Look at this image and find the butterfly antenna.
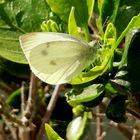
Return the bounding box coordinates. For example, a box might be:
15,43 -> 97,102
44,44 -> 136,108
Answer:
102,16 -> 110,30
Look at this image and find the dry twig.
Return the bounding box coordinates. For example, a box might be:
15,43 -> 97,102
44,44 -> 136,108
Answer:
36,84 -> 62,140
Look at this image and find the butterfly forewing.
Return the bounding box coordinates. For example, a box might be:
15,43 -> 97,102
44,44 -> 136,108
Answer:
19,32 -> 93,84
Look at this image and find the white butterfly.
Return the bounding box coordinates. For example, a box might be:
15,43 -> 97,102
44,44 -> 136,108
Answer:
19,32 -> 96,85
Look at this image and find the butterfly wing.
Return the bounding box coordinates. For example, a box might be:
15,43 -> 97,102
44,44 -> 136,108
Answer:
19,32 -> 92,84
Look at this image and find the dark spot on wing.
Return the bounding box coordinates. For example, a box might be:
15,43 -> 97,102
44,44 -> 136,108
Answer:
50,60 -> 56,65
41,50 -> 48,56
41,43 -> 50,56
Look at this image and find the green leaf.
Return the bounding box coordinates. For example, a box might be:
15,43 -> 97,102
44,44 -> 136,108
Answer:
0,0 -> 49,63
0,0 -> 5,4
6,88 -> 21,109
87,0 -> 95,23
41,19 -> 60,32
105,82 -> 118,96
106,95 -> 127,123
119,28 -> 140,68
97,0 -> 140,37
0,58 -> 30,78
66,111 -> 91,140
47,0 -> 94,25
0,30 -> 27,63
111,69 -> 130,88
127,29 -> 140,92
68,7 -> 84,39
46,0 -> 71,23
97,0 -> 119,35
119,28 -> 140,92
104,22 -> 116,45
46,0 -> 94,41
45,123 -> 63,140
115,1 -> 140,37
70,23 -> 116,85
116,14 -> 140,48
72,105 -> 85,116
66,84 -> 104,107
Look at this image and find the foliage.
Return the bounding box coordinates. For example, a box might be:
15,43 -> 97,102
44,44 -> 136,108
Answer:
0,0 -> 140,140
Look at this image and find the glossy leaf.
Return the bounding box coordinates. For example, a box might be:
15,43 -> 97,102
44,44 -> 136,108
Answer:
47,0 -> 94,25
97,0 -> 140,37
119,29 -> 140,92
0,28 -> 27,63
46,0 -> 94,41
127,29 -> 140,92
110,69 -> 130,90
66,84 -> 104,107
116,14 -> 140,47
105,82 -> 117,96
0,0 -> 49,63
106,95 -> 127,123
66,111 -> 92,140
45,123 -> 63,140
68,7 -> 84,39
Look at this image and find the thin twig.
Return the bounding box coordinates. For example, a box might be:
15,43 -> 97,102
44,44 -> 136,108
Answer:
23,73 -> 38,120
36,84 -> 62,140
96,101 -> 132,140
96,106 -> 102,140
21,82 -> 26,116
99,125 -> 112,139
110,121 -> 132,140
132,120 -> 140,140
2,115 -> 18,140
0,95 -> 22,126
0,84 -> 12,96
19,73 -> 38,140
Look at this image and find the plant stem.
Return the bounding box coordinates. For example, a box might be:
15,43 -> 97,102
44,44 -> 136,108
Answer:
23,73 -> 38,120
36,84 -> 62,140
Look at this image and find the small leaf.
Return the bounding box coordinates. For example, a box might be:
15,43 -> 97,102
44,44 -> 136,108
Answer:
6,88 -> 21,108
86,0 -> 95,23
68,7 -> 84,39
105,82 -> 117,96
6,88 -> 27,109
45,123 -> 63,140
66,84 -> 104,107
116,14 -> 140,47
104,22 -> 116,45
119,28 -> 140,92
41,20 -> 60,32
66,111 -> 92,140
106,95 -> 127,123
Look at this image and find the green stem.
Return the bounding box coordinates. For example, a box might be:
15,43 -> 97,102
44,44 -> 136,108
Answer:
12,24 -> 26,34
